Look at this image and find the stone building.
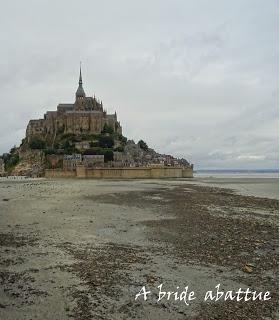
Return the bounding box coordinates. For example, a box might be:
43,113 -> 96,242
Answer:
111,152 -> 133,167
75,141 -> 90,151
26,67 -> 122,143
83,155 -> 104,168
63,154 -> 82,171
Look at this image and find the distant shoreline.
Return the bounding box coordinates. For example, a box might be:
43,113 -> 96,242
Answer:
197,169 -> 279,173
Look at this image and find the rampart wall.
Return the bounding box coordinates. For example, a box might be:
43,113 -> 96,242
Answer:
45,166 -> 193,179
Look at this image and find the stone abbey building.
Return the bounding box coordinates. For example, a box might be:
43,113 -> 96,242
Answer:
18,67 -> 193,178
26,67 -> 122,143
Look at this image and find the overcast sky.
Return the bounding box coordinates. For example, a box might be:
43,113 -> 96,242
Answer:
0,0 -> 278,169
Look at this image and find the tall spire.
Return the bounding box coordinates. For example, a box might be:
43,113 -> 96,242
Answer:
79,62 -> 82,85
76,62 -> 86,98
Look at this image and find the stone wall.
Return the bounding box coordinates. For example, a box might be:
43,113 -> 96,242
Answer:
46,155 -> 64,168
45,165 -> 193,179
182,167 -> 194,178
45,169 -> 76,178
27,100 -> 122,141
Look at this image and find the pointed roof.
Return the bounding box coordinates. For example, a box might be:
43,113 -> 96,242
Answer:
76,63 -> 86,98
79,64 -> 82,85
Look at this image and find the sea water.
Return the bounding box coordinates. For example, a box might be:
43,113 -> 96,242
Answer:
193,170 -> 279,200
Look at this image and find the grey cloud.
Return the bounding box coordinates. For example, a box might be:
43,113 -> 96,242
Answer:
0,0 -> 278,169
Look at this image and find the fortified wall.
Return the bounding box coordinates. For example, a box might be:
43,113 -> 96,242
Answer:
45,165 -> 193,179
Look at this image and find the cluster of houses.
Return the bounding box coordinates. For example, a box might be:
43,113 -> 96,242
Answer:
52,146 -> 190,171
46,142 -> 191,171
0,139 -> 191,176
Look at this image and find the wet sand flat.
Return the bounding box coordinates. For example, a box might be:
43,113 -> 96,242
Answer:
192,175 -> 279,200
0,178 -> 278,319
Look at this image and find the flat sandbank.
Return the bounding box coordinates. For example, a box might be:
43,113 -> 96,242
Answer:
0,178 -> 278,319
192,174 -> 279,200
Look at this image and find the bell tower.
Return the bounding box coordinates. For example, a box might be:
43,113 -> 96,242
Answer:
75,63 -> 86,110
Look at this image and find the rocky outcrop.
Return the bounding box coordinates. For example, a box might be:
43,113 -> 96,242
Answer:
123,140 -> 190,167
11,149 -> 45,177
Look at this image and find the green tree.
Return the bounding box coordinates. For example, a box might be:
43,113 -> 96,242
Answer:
44,148 -> 57,155
29,137 -> 46,150
118,135 -> 127,143
103,150 -> 114,162
99,136 -> 114,148
89,141 -> 100,148
114,146 -> 124,152
138,140 -> 148,151
20,138 -> 26,147
83,148 -> 103,155
61,140 -> 78,154
101,123 -> 114,134
4,153 -> 20,172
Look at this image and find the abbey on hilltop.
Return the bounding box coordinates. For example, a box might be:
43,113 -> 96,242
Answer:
1,66 -> 193,178
26,66 -> 122,143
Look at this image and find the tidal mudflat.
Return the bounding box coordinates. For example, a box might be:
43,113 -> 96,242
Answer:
0,178 -> 278,319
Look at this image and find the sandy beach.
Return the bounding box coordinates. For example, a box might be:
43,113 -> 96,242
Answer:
0,177 -> 278,319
